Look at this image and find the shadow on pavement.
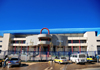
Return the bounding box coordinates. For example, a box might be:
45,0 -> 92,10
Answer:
11,64 -> 28,68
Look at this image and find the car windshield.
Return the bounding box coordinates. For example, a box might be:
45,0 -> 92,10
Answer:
61,57 -> 66,59
11,58 -> 18,60
79,54 -> 86,58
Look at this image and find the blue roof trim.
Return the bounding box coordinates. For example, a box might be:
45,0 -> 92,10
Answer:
0,28 -> 100,36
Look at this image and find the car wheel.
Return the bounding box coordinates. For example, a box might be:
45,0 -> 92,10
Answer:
0,63 -> 2,67
71,60 -> 73,63
59,61 -> 61,64
8,65 -> 11,68
54,61 -> 56,63
19,63 -> 21,66
75,61 -> 78,64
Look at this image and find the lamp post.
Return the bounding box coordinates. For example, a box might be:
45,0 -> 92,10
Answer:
40,42 -> 43,60
50,42 -> 53,60
9,38 -> 11,55
30,39 -> 34,52
50,42 -> 53,52
59,42 -> 62,52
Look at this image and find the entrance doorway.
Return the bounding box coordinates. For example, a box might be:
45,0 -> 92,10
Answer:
44,47 -> 48,52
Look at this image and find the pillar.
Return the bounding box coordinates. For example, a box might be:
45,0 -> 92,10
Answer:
21,41 -> 23,53
27,46 -> 29,52
71,40 -> 73,53
79,40 -> 81,52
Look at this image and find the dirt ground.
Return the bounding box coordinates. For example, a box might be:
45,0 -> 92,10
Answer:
0,61 -> 100,70
65,62 -> 100,70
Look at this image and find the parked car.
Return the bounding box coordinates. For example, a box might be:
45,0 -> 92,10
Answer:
54,56 -> 68,64
0,59 -> 3,66
70,53 -> 87,64
87,56 -> 97,62
8,58 -> 21,68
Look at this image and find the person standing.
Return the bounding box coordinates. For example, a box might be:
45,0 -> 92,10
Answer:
3,55 -> 8,68
96,55 -> 99,63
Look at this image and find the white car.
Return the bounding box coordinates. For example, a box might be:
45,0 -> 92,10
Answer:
70,53 -> 87,64
8,58 -> 21,68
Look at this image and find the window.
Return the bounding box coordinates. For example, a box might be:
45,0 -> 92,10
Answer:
97,40 -> 100,42
12,40 -> 26,43
73,55 -> 77,58
11,58 -> 18,60
79,54 -> 85,58
61,57 -> 66,59
68,40 -> 86,43
75,55 -> 77,58
73,40 -> 79,43
68,40 -> 71,43
0,45 -> 2,47
0,50 -> 1,53
80,40 -> 86,43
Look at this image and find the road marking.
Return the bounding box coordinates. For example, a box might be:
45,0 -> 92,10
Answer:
49,67 -> 53,70
44,67 -> 50,70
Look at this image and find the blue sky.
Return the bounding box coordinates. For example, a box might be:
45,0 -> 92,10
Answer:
0,0 -> 100,30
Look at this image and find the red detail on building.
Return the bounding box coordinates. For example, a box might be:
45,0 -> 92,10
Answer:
40,28 -> 50,34
71,40 -> 73,53
27,46 -> 29,52
79,40 -> 81,52
14,41 -> 16,54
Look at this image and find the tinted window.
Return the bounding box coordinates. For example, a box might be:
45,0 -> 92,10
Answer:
61,57 -> 66,59
0,41 -> 2,42
79,55 -> 85,58
75,55 -> 77,57
11,58 -> 18,60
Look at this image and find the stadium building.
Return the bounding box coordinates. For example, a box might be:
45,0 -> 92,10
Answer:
0,27 -> 100,54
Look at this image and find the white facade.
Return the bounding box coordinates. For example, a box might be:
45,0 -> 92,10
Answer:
0,31 -> 100,54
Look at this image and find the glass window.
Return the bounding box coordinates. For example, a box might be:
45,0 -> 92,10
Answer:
80,40 -> 86,43
11,58 -> 18,60
97,40 -> 100,42
0,41 -> 2,42
0,50 -> 1,53
97,46 -> 100,47
68,40 -> 71,43
0,45 -> 2,47
61,57 -> 66,59
75,55 -> 77,57
79,54 -> 85,58
73,40 -> 79,43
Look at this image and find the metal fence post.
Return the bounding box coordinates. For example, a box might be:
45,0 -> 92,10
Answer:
46,52 -> 47,60
68,52 -> 70,60
58,52 -> 59,57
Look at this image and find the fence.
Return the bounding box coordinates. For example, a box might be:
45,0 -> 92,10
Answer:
0,51 -> 100,61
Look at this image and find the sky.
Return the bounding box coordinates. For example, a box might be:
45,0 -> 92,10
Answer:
0,0 -> 100,30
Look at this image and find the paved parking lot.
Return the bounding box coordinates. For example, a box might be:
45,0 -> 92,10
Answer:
0,61 -> 100,70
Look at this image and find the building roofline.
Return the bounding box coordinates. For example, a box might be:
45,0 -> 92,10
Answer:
0,27 -> 100,36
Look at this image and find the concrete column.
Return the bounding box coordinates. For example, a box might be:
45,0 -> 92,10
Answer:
84,32 -> 97,51
2,33 -> 11,51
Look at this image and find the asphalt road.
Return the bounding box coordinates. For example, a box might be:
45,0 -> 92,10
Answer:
0,62 -> 65,70
0,62 -> 100,70
79,68 -> 100,70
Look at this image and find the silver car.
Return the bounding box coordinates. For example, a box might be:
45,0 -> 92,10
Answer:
54,57 -> 68,64
8,58 -> 21,68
